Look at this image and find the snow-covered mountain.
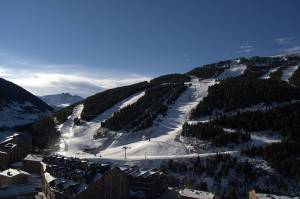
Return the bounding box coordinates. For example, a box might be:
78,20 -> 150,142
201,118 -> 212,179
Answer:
0,78 -> 53,129
44,54 -> 300,157
19,54 -> 300,197
40,93 -> 83,109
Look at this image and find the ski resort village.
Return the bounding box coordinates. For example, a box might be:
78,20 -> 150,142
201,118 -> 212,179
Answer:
1,1 -> 300,198
0,54 -> 300,198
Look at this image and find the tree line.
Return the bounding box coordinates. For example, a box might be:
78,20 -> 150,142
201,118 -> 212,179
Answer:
102,83 -> 188,132
241,141 -> 300,181
191,77 -> 300,118
212,102 -> 300,141
181,122 -> 250,147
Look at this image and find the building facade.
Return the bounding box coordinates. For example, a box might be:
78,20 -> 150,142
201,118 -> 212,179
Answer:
0,133 -> 32,170
41,155 -> 129,199
0,168 -> 30,187
23,154 -> 43,174
120,166 -> 168,199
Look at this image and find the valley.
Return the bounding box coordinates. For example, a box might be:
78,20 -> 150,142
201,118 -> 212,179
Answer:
1,54 -> 300,198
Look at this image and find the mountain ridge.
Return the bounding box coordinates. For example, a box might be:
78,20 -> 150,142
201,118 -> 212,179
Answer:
40,93 -> 83,109
0,78 -> 53,129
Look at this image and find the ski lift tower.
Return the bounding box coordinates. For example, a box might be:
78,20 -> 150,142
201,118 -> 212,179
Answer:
122,146 -> 130,160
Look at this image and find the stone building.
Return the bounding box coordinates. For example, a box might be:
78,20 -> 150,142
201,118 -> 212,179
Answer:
0,132 -> 32,170
179,188 -> 216,199
40,155 -> 168,199
248,190 -> 298,199
0,168 -> 30,187
120,166 -> 167,199
41,155 -> 129,199
23,154 -> 43,174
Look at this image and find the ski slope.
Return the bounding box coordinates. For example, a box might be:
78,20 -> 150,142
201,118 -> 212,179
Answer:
95,78 -> 216,159
281,65 -> 299,81
58,78 -> 216,159
57,91 -> 145,155
92,91 -> 145,122
216,64 -> 247,80
57,66 -> 250,161
260,67 -> 280,79
58,104 -> 84,151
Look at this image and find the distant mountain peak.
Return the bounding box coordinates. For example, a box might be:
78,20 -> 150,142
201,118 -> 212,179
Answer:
40,93 -> 83,109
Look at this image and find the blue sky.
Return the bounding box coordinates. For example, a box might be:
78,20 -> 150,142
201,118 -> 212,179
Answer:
0,0 -> 300,96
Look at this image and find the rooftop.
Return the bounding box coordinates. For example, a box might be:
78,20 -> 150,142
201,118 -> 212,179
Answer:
0,168 -> 30,178
256,193 -> 299,199
0,133 -> 19,145
24,154 -> 43,162
119,165 -> 159,178
179,188 -> 215,199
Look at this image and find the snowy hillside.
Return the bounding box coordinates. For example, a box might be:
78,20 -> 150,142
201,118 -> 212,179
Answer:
34,54 -> 300,198
0,101 -> 50,128
57,61 -> 252,160
57,77 -> 206,158
0,78 -> 53,128
40,93 -> 83,109
54,55 -> 300,160
216,63 -> 246,80
57,91 -> 145,153
52,55 -> 300,161
281,65 -> 299,82
259,67 -> 280,79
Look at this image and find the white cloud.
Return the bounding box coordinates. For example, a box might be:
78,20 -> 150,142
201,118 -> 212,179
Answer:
0,54 -> 151,97
238,43 -> 254,53
275,36 -> 300,54
280,46 -> 300,54
275,36 -> 298,45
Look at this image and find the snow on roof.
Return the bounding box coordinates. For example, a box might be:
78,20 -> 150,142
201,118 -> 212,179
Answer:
0,133 -> 19,144
179,188 -> 215,199
24,154 -> 43,162
256,193 -> 299,199
49,177 -> 88,196
127,167 -> 158,178
0,132 -> 31,145
0,169 -> 30,178
44,172 -> 56,183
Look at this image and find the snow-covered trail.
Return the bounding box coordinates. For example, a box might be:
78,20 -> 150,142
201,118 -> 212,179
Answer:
58,91 -> 145,155
97,78 -> 216,159
216,64 -> 247,80
281,65 -> 299,82
58,65 -> 249,160
92,91 -> 145,123
251,134 -> 281,145
58,104 -> 84,151
259,67 -> 280,79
